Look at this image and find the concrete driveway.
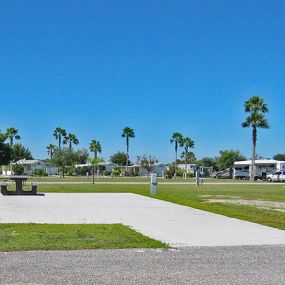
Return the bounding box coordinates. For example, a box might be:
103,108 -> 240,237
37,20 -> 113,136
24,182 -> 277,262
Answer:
1,193 -> 285,247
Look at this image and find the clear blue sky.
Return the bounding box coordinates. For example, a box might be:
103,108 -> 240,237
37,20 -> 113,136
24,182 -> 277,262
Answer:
0,0 -> 284,162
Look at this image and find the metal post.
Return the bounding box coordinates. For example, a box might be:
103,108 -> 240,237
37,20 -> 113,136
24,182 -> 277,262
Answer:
196,169 -> 200,187
150,173 -> 157,194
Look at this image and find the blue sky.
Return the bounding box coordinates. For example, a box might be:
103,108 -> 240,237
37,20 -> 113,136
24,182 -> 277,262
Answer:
0,0 -> 284,162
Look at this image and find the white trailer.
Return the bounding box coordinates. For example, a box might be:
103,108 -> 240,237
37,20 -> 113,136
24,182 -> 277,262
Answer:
233,160 -> 285,180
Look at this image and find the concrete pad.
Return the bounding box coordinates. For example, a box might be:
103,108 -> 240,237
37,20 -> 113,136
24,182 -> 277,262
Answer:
1,193 -> 285,247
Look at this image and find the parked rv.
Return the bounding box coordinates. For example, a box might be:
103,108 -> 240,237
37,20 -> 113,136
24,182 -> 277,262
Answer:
233,160 -> 285,180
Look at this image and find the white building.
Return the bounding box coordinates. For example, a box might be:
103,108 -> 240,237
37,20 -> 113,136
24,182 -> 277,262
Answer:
75,162 -> 118,174
122,163 -> 167,177
177,164 -> 197,173
2,159 -> 58,175
233,160 -> 285,179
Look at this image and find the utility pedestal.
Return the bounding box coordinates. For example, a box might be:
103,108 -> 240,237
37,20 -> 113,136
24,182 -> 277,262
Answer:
150,173 -> 157,194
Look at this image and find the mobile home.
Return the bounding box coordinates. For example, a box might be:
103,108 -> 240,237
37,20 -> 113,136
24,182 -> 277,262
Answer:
233,160 -> 285,180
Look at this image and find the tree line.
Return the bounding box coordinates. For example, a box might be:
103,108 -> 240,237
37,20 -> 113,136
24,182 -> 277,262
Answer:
0,95 -> 282,180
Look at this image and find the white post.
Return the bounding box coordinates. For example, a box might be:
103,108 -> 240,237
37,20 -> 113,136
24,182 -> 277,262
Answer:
150,173 -> 157,194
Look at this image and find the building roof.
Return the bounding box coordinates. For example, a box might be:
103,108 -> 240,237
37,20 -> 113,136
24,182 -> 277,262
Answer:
15,159 -> 44,165
234,160 -> 285,166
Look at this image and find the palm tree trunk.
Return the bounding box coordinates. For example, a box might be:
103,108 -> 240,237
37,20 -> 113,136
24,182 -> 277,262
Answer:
59,136 -> 61,149
251,127 -> 257,181
126,136 -> 129,170
185,148 -> 188,172
69,141 -> 72,150
174,142 -> 177,179
92,166 -> 95,184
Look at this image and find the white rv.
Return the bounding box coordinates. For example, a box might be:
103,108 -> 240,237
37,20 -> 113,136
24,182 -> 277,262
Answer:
233,160 -> 285,180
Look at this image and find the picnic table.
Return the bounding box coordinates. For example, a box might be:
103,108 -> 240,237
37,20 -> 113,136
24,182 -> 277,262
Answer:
1,176 -> 37,196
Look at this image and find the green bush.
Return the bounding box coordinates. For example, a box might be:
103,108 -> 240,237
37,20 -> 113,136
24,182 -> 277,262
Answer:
103,170 -> 111,176
75,167 -> 89,176
64,166 -> 76,176
112,169 -> 121,176
34,168 -> 48,176
12,164 -> 25,175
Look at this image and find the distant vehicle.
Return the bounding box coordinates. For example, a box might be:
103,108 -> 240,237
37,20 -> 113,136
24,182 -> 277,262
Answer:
267,171 -> 285,182
215,170 -> 231,179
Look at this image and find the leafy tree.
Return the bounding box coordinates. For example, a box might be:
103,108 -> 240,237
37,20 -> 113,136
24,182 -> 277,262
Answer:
121,127 -> 135,169
242,96 -> 269,180
12,164 -> 24,175
64,133 -> 79,150
53,127 -> 67,149
6,127 -> 20,146
216,150 -> 246,176
180,137 -> 195,170
137,155 -> 158,175
11,144 -> 33,162
177,152 -> 196,165
51,147 -> 77,178
170,132 -> 183,178
47,144 -> 56,159
75,148 -> 89,164
110,151 -> 132,166
196,157 -> 218,170
273,154 -> 285,161
89,140 -> 102,158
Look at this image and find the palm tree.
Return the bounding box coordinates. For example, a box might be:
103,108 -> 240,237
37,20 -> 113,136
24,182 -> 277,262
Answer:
170,132 -> 183,178
89,139 -> 102,158
121,127 -> 135,169
53,127 -> 67,149
180,137 -> 195,170
242,96 -> 269,181
64,133 -> 79,150
47,144 -> 56,159
6,127 -> 21,146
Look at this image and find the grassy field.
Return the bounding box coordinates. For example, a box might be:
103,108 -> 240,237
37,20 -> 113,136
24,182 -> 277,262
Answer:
0,224 -> 167,252
38,183 -> 285,230
1,176 -> 253,183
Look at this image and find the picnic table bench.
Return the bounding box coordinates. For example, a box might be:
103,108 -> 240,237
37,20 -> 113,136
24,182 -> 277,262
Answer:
1,176 -> 37,196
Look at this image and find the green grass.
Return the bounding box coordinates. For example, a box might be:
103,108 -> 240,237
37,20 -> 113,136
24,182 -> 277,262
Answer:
0,176 -> 252,183
0,224 -> 168,252
39,183 -> 285,230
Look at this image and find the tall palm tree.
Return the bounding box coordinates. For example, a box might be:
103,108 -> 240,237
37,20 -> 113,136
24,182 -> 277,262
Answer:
47,144 -> 56,159
121,127 -> 135,169
242,96 -> 269,181
170,132 -> 183,178
53,127 -> 67,149
6,127 -> 21,146
64,133 -> 79,150
180,137 -> 195,170
89,139 -> 102,158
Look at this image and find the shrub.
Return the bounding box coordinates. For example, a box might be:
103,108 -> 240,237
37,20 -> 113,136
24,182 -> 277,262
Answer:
64,166 -> 76,176
75,167 -> 89,176
112,169 -> 121,176
103,170 -> 111,176
34,168 -> 48,176
12,164 -> 24,175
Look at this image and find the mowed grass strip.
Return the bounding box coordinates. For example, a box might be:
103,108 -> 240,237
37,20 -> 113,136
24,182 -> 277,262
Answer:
39,183 -> 285,230
0,224 -> 168,252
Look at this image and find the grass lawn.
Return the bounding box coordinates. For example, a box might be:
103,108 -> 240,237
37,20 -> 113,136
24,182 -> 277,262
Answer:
0,224 -> 168,252
1,176 -> 252,183
39,183 -> 285,230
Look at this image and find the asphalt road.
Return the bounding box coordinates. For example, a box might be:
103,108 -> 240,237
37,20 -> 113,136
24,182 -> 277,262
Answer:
1,245 -> 285,284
